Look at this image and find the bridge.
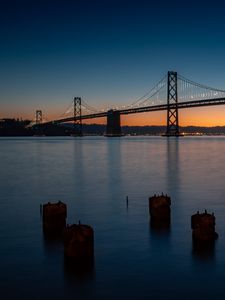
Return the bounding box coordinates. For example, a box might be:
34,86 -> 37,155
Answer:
36,71 -> 225,136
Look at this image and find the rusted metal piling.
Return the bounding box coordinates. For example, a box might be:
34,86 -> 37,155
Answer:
191,210 -> 218,242
64,223 -> 94,260
42,201 -> 67,234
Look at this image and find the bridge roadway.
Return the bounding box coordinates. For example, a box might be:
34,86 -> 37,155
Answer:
49,97 -> 225,124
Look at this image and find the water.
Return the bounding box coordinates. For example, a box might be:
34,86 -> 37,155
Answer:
1,136 -> 225,299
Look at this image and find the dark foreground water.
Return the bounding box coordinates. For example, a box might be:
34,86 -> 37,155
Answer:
1,136 -> 225,300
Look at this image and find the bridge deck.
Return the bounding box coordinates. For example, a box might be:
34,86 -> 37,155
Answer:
48,97 -> 225,124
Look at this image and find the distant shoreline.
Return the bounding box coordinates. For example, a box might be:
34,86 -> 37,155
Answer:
2,118 -> 225,136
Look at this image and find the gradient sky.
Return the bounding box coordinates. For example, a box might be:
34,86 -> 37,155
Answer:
1,0 -> 225,125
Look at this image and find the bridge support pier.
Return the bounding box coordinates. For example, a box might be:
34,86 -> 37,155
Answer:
164,71 -> 181,136
106,110 -> 122,137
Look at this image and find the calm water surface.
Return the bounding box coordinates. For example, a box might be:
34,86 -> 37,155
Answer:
1,136 -> 225,299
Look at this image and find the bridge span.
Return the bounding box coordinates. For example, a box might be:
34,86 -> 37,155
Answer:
38,71 -> 225,136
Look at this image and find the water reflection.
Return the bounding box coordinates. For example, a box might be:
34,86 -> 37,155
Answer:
149,219 -> 171,249
42,233 -> 63,256
72,139 -> 85,189
106,139 -> 122,190
166,138 -> 180,194
150,218 -> 171,236
64,256 -> 95,283
106,139 -> 124,214
192,240 -> 216,262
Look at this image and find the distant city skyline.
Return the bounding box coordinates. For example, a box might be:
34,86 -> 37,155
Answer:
1,0 -> 225,126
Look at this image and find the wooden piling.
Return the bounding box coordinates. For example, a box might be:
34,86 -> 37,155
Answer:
149,194 -> 171,220
191,210 -> 218,242
42,201 -> 67,234
64,223 -> 94,260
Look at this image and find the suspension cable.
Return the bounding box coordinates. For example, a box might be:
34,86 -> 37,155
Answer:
127,74 -> 167,108
178,75 -> 225,93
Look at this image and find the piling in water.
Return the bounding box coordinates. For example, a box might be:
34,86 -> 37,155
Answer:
64,223 -> 94,260
191,210 -> 218,242
126,196 -> 129,207
149,193 -> 171,221
42,201 -> 67,234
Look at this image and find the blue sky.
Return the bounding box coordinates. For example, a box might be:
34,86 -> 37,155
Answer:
1,0 -> 225,124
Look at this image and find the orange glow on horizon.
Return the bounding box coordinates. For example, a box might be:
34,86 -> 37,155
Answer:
2,106 -> 225,127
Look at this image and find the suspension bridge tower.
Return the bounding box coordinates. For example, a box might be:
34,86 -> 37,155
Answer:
34,110 -> 44,136
165,71 -> 181,136
36,110 -> 42,125
73,97 -> 82,136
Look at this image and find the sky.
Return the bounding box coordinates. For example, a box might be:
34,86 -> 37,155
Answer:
1,0 -> 225,126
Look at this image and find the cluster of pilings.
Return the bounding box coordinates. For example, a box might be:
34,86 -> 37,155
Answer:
42,201 -> 94,262
41,197 -> 218,266
149,194 -> 218,245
